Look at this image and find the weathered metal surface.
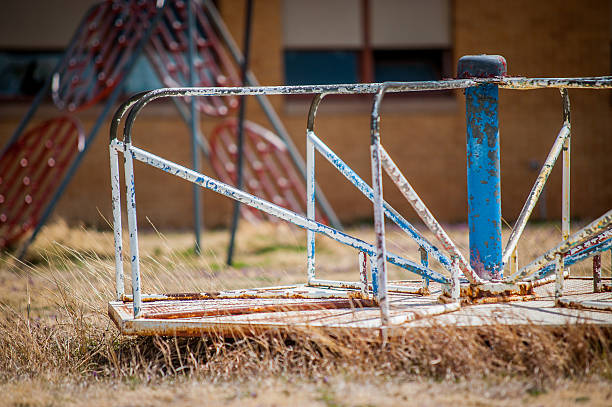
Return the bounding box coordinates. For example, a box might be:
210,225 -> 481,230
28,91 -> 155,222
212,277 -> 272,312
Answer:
561,88 -> 572,280
507,210 -> 612,282
309,279 -> 428,295
305,94 -> 449,275
440,280 -> 534,304
464,81 -> 503,279
109,145 -> 124,300
558,299 -> 612,312
136,298 -> 377,319
555,256 -> 565,300
419,247 -> 430,293
593,255 -> 602,293
499,76 -> 612,90
306,96 -> 320,284
109,279 -> 611,337
370,87 -> 390,326
112,140 -> 447,284
187,0 -> 203,256
359,251 -> 368,297
108,285 -> 462,336
123,142 -> 142,318
108,60 -> 612,333
528,233 -> 612,281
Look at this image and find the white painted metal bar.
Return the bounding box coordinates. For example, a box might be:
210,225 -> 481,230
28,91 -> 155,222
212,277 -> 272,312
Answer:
123,143 -> 142,318
371,88 -> 390,327
561,89 -> 571,278
525,229 -> 612,281
450,256 -> 461,302
500,76 -> 612,90
112,140 -> 449,284
419,247 -> 429,292
307,131 -> 452,272
555,255 -> 564,300
502,123 -> 570,266
506,209 -> 612,282
309,278 -> 424,294
306,130 -> 316,283
109,145 -> 124,300
593,255 -> 602,293
359,251 -> 368,297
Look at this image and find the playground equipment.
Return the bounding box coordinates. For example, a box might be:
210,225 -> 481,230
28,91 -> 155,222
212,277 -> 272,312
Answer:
0,0 -> 339,257
1,0 -> 163,255
108,56 -> 612,337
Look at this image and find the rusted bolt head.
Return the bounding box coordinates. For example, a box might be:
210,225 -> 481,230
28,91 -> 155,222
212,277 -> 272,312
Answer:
457,55 -> 507,79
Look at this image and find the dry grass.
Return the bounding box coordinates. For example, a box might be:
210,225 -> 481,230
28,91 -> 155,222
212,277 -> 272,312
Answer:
0,219 -> 611,406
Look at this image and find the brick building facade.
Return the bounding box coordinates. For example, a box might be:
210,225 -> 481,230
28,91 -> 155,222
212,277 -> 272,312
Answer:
0,0 -> 610,230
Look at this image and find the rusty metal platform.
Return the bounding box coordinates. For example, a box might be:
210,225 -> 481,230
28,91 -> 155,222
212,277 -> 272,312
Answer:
109,279 -> 612,336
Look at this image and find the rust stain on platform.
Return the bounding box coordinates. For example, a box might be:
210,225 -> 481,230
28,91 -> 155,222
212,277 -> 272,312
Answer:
109,279 -> 612,337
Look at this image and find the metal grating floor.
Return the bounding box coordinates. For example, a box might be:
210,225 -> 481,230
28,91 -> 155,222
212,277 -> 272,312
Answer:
109,279 -> 612,336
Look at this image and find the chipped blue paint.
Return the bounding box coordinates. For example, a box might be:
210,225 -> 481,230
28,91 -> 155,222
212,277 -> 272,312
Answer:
465,83 -> 503,280
370,255 -> 379,297
420,247 -> 430,289
123,141 -> 142,318
121,142 -> 449,284
306,136 -> 316,283
307,131 -> 453,273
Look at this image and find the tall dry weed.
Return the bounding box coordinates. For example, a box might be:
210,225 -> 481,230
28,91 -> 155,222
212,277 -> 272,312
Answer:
0,221 -> 610,388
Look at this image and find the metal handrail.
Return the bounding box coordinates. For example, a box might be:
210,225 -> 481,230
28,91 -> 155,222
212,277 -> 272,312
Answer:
109,75 -> 612,320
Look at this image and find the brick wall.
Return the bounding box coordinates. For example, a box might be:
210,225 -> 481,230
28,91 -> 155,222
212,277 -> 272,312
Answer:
0,0 -> 610,230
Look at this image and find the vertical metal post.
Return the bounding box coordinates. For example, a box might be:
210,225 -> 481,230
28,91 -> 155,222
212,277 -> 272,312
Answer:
187,0 -> 202,254
359,251 -> 368,297
593,254 -> 602,293
226,0 -> 254,265
369,255 -> 379,298
371,89 -> 389,326
450,255 -> 460,302
419,247 -> 429,292
306,133 -> 316,283
458,55 -> 507,280
555,255 -> 564,300
110,146 -> 124,300
124,144 -> 142,318
561,89 -> 571,277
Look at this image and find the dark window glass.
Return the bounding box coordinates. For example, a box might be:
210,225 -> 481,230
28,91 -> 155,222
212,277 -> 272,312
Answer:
0,51 -> 61,99
284,50 -> 359,85
0,51 -> 163,101
373,49 -> 445,82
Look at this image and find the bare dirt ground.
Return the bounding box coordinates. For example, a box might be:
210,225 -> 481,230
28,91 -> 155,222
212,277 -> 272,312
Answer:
1,220 -> 611,406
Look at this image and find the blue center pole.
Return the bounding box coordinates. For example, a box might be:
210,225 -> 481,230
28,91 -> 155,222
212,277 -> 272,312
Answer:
458,55 -> 507,280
